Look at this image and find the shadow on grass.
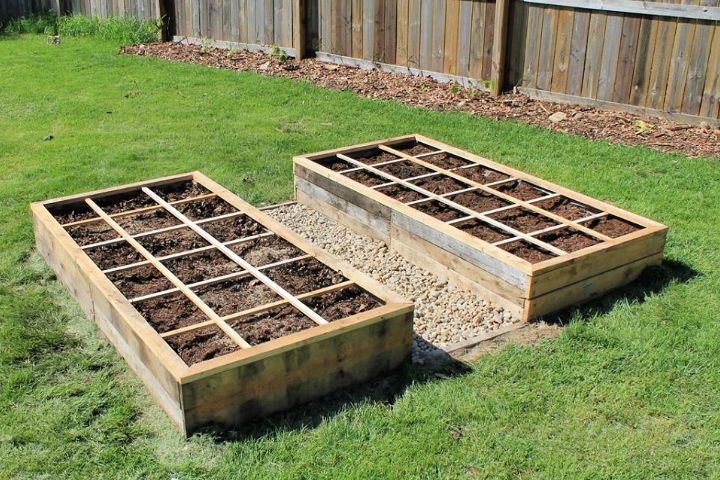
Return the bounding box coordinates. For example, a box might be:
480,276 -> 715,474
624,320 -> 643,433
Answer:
542,258 -> 700,326
194,351 -> 471,442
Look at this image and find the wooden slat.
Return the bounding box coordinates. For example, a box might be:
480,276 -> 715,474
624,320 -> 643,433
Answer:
699,26 -> 720,118
628,15 -> 659,106
396,0 -> 410,65
491,0 -> 511,94
522,0 -> 720,22
681,19 -> 714,115
522,3 -> 543,88
481,0 -> 495,80
470,0 -> 488,80
351,0 -> 364,59
664,17 -> 697,112
581,12 -> 607,98
407,0 -> 422,68
444,0 -> 461,75
645,16 -> 677,109
430,0 -> 446,72
362,0 -> 374,60
550,6 -> 574,93
457,0 -> 474,78
373,0 -> 386,62
596,13 -> 623,101
612,14 -> 642,103
566,8 -> 590,96
384,0 -> 397,65
536,5 -> 559,90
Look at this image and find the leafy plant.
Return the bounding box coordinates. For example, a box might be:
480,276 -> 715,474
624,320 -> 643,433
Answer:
1,11 -> 58,35
56,15 -> 160,44
267,45 -> 288,63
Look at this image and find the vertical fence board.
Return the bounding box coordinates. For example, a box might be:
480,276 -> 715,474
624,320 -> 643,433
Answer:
550,7 -> 574,93
320,0 -> 329,51
596,13 -> 622,101
699,26 -> 720,118
566,9 -> 590,96
457,0 -> 474,77
352,0 -> 363,58
384,0 -> 397,64
396,0 -> 409,65
681,20 -> 714,115
431,0 -> 446,72
407,0 -> 421,67
646,17 -> 676,109
419,0 -> 433,68
613,14 -> 641,103
481,0 -> 495,80
506,0 -> 527,86
664,18 -> 697,112
536,6 -> 558,90
469,0 -> 487,79
522,4 -> 542,88
373,0 -> 385,61
581,13 -> 607,98
628,16 -> 658,106
362,0 -> 373,59
444,0 -> 460,74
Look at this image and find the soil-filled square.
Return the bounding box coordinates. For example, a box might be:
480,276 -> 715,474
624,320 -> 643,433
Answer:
115,208 -> 181,235
343,169 -> 388,187
455,219 -> 515,243
85,241 -> 144,270
165,325 -> 240,366
107,264 -> 174,299
193,276 -> 281,317
174,197 -> 239,221
536,227 -> 600,252
534,196 -> 599,221
489,207 -> 559,234
264,258 -> 347,295
137,227 -> 209,257
201,214 -> 267,242
229,235 -> 304,267
411,200 -> 466,222
65,219 -> 118,246
345,148 -> 400,165
409,174 -> 469,195
451,165 -> 509,184
162,248 -> 243,284
581,215 -> 643,238
421,152 -> 473,170
154,180 -> 211,202
388,140 -> 438,156
446,190 -> 511,213
376,184 -> 427,203
134,291 -> 210,334
229,305 -> 316,346
492,180 -> 550,201
304,286 -> 384,321
498,240 -> 556,263
375,160 -> 433,179
94,190 -> 157,214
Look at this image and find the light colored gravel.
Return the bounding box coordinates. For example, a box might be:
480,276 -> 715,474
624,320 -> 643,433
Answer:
267,203 -> 521,364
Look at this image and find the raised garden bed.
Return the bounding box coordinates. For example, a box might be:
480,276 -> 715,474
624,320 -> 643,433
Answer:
294,135 -> 668,321
32,172 -> 413,436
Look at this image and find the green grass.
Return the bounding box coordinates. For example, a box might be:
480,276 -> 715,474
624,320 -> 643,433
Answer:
1,34 -> 719,479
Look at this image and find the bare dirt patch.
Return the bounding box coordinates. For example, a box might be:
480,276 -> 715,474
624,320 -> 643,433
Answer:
165,325 -> 240,365
265,257 -> 346,295
229,305 -> 316,345
447,190 -> 511,213
85,241 -> 144,270
455,218 -> 514,243
581,215 -> 643,238
162,248 -> 242,284
201,214 -> 267,242
411,200 -> 466,222
343,169 -> 388,187
65,220 -> 118,246
452,165 -> 510,184
376,160 -> 434,179
134,291 -> 209,333
229,235 -> 304,267
194,276 -> 281,316
376,184 -> 427,203
489,207 -> 558,233
154,180 -> 210,201
346,148 -> 400,165
115,208 -> 181,235
536,227 -> 600,252
304,285 -> 384,321
410,175 -> 469,195
534,196 -> 599,220
174,197 -> 238,221
107,264 -> 174,298
492,180 -> 549,201
137,227 -> 209,257
421,152 -> 474,169
498,240 -> 556,263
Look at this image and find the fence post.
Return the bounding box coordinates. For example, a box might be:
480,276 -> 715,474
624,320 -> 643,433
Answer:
491,0 -> 511,95
293,0 -> 305,59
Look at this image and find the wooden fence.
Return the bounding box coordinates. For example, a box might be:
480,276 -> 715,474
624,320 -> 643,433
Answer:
0,0 -> 52,22
63,0 -> 161,20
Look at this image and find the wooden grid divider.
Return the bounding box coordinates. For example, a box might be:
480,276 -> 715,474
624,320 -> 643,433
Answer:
335,153 -> 568,256
142,187 -> 330,327
84,198 -> 254,351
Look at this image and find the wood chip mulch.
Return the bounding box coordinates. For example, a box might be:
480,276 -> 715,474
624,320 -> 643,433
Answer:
120,42 -> 720,159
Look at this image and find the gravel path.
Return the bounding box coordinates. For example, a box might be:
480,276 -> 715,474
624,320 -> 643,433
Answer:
267,203 -> 521,364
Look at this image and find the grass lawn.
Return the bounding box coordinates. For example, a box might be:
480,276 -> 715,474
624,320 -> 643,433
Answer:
1,34 -> 719,479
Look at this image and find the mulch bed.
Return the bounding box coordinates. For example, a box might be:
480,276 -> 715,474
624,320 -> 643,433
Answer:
120,42 -> 720,159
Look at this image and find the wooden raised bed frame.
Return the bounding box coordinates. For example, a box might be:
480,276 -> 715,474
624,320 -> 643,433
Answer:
31,172 -> 413,436
294,134 -> 668,321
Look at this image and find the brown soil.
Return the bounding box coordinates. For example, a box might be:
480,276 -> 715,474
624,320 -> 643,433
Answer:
304,285 -> 384,321
581,215 -> 642,238
411,200 -> 466,222
165,325 -> 240,366
536,227 -> 600,252
137,227 -> 209,257
489,207 -> 558,233
447,190 -> 510,213
346,148 -> 399,165
194,276 -> 280,316
376,183 -> 427,203
534,196 -> 599,221
455,219 -> 514,243
65,220 -> 118,246
154,180 -> 210,202
162,248 -> 242,284
376,160 -> 434,179
107,264 -> 174,298
314,155 -> 355,171
498,240 -> 556,263
492,180 -> 549,201
389,141 -> 438,156
85,241 -> 144,270
201,214 -> 267,242
121,43 -> 719,159
94,190 -> 157,214
49,202 -> 98,224
134,291 -> 209,333
421,152 -> 473,169
229,305 -> 316,346
452,165 -> 510,184
265,257 -> 347,295
115,208 -> 181,235
410,174 -> 470,195
229,235 -> 304,267
174,197 -> 239,221
343,169 -> 388,187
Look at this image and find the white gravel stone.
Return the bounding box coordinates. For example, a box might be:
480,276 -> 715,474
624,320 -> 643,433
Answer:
267,204 -> 520,363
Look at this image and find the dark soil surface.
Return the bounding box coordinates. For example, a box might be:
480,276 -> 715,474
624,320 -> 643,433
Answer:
489,207 -> 559,233
376,183 -> 427,203
229,305 -> 316,346
455,219 -> 515,243
115,208 -> 181,235
265,257 -> 346,295
376,160 -> 434,179
162,248 -> 242,284
498,240 -> 556,263
122,43 -> 719,159
346,148 -> 399,165
201,214 -> 267,242
492,180 -> 550,201
65,220 -> 118,246
421,152 -> 473,170
343,169 -> 388,187
447,190 -> 511,213
134,291 -> 209,333
534,196 -> 599,220
107,264 -> 174,298
85,241 -> 144,270
314,156 -> 355,171
49,201 -> 97,224
165,325 -> 240,366
137,227 -> 209,257
194,276 -> 280,316
581,215 -> 642,238
154,180 -> 210,202
174,197 -> 239,221
304,285 -> 383,321
94,190 -> 157,214
389,141 -> 438,156
537,227 -> 600,252
229,235 -> 304,267
410,174 -> 470,195
452,165 -> 510,184
411,200 -> 466,222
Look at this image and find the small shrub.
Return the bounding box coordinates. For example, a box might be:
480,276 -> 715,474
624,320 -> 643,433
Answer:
1,11 -> 58,35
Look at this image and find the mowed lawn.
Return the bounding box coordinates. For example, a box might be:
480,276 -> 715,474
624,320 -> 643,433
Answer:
1,34 -> 719,479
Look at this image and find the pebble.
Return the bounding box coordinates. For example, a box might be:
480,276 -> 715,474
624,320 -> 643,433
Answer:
268,204 -> 520,363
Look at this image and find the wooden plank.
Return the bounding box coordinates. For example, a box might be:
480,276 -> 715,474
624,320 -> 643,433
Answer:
550,6 -> 574,93
596,12 -> 623,101
681,19 -> 714,116
362,0 -> 374,60
373,0 -> 386,62
444,0 -> 461,75
430,0 -> 446,72
351,0 -> 364,59
699,26 -> 720,118
384,0 -> 397,65
469,0 -> 487,80
456,0 -> 474,78
522,0 -> 720,22
396,0 -> 410,65
329,0 -> 338,53
481,0 -> 495,80
613,14 -> 642,104
580,12 -> 607,98
491,0 -> 511,94
536,5 -> 559,90
566,8 -> 590,96
522,3 -> 543,88
645,16 -> 677,110
506,0 -> 528,86
419,0 -> 434,69
407,0 -> 422,67
628,15 -> 659,106
263,0 -> 274,45
664,17 -> 697,112
343,0 -> 353,56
